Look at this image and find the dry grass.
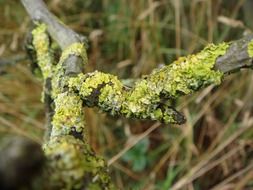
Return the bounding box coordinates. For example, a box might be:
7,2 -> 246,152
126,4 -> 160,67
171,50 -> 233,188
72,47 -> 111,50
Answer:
1,0 -> 253,189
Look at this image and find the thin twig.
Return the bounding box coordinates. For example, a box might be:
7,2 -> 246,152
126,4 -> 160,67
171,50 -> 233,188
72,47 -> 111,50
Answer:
0,54 -> 27,67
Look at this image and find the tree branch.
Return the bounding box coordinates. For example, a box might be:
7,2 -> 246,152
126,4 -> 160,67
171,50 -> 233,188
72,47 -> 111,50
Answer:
22,1 -> 115,188
68,39 -> 253,124
215,34 -> 253,73
21,0 -> 86,49
0,54 -> 27,67
21,0 -> 87,77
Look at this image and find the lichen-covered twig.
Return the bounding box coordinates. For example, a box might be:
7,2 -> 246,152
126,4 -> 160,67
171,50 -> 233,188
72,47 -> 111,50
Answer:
67,36 -> 253,124
68,43 -> 228,124
29,23 -> 54,139
30,23 -> 115,189
20,0 -> 253,189
22,0 -> 116,188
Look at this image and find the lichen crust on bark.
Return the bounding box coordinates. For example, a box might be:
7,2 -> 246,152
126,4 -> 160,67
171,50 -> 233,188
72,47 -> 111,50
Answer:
30,22 -> 116,189
43,135 -> 116,190
248,39 -> 253,58
51,92 -> 85,138
59,42 -> 87,66
51,42 -> 87,98
150,42 -> 229,97
68,42 -> 229,124
32,23 -> 53,79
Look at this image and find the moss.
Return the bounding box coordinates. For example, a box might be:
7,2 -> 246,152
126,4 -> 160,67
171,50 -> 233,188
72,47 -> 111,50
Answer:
247,39 -> 253,58
44,135 -> 115,190
32,23 -> 53,79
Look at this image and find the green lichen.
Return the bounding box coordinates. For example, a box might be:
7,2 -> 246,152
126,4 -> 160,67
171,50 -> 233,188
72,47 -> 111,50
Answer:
32,23 -> 53,79
68,71 -> 184,124
51,92 -> 85,137
44,135 -> 115,190
149,42 -> 229,98
59,43 -> 87,66
68,42 -> 229,124
247,39 -> 253,58
124,42 -> 229,123
31,22 -> 115,190
51,42 -> 87,98
30,22 -> 230,189
51,64 -> 68,98
69,71 -> 124,114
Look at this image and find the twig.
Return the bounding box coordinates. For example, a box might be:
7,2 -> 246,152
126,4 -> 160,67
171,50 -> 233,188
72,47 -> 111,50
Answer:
0,54 -> 27,67
215,34 -> 253,73
21,0 -> 86,49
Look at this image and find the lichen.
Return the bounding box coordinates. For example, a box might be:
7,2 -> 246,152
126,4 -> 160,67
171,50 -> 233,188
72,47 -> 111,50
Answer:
247,39 -> 253,58
69,71 -> 124,114
51,42 -> 88,98
51,92 -> 85,138
43,135 -> 115,190
51,64 -> 68,98
68,71 -> 185,124
59,43 -> 87,66
32,23 -> 53,79
149,42 -> 229,98
31,22 -> 230,189
68,42 -> 229,124
33,24 -> 117,188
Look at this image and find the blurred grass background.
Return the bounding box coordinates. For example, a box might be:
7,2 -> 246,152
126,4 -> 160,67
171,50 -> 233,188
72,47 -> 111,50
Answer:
1,0 -> 253,189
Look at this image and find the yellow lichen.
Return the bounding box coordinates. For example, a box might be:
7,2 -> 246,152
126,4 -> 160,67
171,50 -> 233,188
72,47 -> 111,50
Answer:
32,23 -> 53,79
68,42 -> 229,124
31,23 -> 115,190
68,71 -> 184,123
51,92 -> 85,137
44,135 -> 115,190
149,42 -> 229,98
248,39 -> 253,58
51,42 -> 88,98
59,43 -> 87,66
